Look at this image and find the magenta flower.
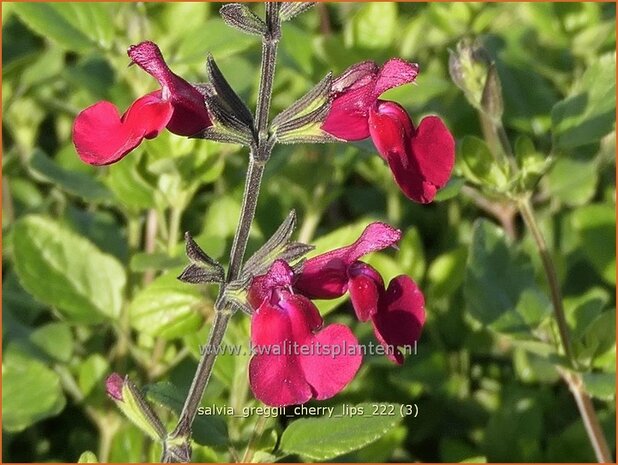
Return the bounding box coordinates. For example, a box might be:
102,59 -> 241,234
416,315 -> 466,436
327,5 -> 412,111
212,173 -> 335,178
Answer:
248,260 -> 362,407
322,59 -> 455,203
73,41 -> 212,165
295,222 -> 426,364
294,222 -> 401,300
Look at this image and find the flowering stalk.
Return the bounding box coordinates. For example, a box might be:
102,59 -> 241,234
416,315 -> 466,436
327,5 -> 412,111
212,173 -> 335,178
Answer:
162,4 -> 281,462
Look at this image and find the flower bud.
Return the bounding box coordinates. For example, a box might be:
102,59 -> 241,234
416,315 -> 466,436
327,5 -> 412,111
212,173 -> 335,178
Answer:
449,38 -> 496,113
105,373 -> 166,441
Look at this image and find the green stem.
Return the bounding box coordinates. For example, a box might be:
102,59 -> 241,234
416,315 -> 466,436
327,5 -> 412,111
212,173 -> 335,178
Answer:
241,414 -> 270,463
517,198 -> 573,362
563,370 -> 613,463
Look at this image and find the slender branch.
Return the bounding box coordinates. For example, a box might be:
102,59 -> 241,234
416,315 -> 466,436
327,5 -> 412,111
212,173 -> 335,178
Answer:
562,370 -> 613,463
226,160 -> 266,281
169,310 -> 233,439
241,414 -> 270,463
517,198 -> 573,363
519,198 -> 612,463
162,5 -> 281,461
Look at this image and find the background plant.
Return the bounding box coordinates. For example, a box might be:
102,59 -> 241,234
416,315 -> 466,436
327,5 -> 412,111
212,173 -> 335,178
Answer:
2,2 -> 615,463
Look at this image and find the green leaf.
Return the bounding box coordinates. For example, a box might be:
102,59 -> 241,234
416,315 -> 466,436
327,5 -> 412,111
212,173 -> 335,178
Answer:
12,3 -> 113,52
396,227 -> 426,282
582,372 -> 615,401
484,389 -> 542,461
552,53 -> 616,150
77,451 -> 98,463
434,176 -> 465,201
78,354 -> 109,398
2,347 -> 66,432
29,322 -> 73,363
346,3 -> 398,50
571,203 -> 616,284
128,269 -> 205,339
105,153 -> 156,210
464,220 -> 550,333
458,136 -> 508,189
547,157 -> 598,206
428,247 -> 468,297
280,403 -> 403,461
129,252 -> 186,272
12,215 -> 126,323
29,148 -> 112,203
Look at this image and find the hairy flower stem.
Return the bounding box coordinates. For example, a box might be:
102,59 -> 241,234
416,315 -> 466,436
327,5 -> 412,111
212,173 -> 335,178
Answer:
490,122 -> 611,463
162,4 -> 281,462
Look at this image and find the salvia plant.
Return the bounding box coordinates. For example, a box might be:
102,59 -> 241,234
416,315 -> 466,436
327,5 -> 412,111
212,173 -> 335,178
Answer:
73,3 -> 455,461
3,2 -> 615,463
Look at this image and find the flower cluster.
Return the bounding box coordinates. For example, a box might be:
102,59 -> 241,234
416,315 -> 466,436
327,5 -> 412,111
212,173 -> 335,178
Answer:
73,40 -> 447,411
246,222 -> 426,406
322,59 -> 455,203
72,43 -> 455,207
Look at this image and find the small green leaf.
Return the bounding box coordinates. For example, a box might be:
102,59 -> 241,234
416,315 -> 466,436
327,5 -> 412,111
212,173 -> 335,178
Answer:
129,253 -> 186,272
77,451 -> 98,463
582,372 -> 615,401
2,347 -> 66,432
29,149 -> 112,203
78,354 -> 109,398
29,322 -> 73,363
128,269 -> 205,339
428,247 -> 468,297
547,157 -> 598,207
464,220 -> 550,333
280,403 -> 403,461
347,3 -> 398,50
105,153 -> 156,210
13,215 -> 126,323
458,136 -> 508,189
77,450 -> 99,463
396,227 -> 426,282
552,53 -> 616,150
12,3 -> 96,52
434,176 -> 465,201
571,203 -> 616,284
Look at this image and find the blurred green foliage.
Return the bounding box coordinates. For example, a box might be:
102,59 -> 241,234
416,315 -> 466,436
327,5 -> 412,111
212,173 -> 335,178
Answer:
2,2 -> 615,462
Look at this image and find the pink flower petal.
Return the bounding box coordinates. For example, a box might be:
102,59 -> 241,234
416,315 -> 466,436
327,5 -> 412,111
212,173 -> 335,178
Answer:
128,41 -> 211,136
278,294 -> 323,338
372,58 -> 419,100
123,91 -> 174,139
249,300 -> 312,406
410,115 -> 456,198
300,323 -> 362,400
369,101 -> 455,203
249,354 -> 312,406
295,222 -> 401,299
73,95 -> 172,165
322,61 -> 379,140
372,275 -> 425,364
348,262 -> 384,322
